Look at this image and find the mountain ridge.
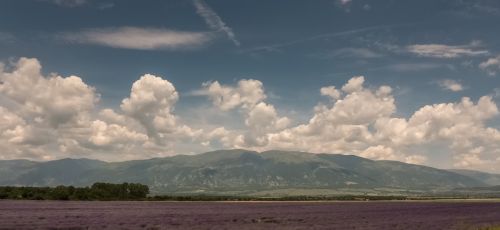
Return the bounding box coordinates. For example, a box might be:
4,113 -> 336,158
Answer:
0,149 -> 496,195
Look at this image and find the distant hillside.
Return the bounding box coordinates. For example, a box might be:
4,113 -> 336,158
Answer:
0,149 -> 488,195
448,169 -> 500,186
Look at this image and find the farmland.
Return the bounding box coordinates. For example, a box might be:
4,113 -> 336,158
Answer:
2,200 -> 500,229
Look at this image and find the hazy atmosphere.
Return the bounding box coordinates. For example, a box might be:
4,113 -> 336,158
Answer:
2,0 -> 500,173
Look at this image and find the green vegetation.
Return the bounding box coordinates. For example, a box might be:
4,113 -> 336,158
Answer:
0,183 -> 149,200
1,150 -> 492,195
3,183 -> 499,201
0,183 -> 409,201
148,195 -> 407,201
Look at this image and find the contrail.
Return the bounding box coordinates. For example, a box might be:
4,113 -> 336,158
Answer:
193,0 -> 240,46
243,23 -> 413,53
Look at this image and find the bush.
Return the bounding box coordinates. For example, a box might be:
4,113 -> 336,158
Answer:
0,183 -> 150,201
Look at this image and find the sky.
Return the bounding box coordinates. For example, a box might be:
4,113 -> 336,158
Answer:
1,0 -> 500,172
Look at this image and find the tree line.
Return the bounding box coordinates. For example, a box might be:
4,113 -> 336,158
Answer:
0,183 -> 412,201
0,182 -> 149,200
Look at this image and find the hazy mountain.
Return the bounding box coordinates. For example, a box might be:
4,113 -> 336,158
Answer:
0,150 -> 489,195
448,169 -> 500,186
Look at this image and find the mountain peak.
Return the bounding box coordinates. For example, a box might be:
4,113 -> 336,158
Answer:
0,149 -> 492,195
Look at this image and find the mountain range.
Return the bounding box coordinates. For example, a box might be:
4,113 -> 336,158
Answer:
1,149 -> 499,196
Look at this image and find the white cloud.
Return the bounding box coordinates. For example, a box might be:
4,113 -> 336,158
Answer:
3,57 -> 500,171
0,58 -> 98,159
437,79 -> 464,92
62,27 -> 212,50
245,102 -> 290,132
0,107 -> 24,131
3,124 -> 55,146
454,152 -> 485,168
0,58 -> 204,161
98,109 -> 128,125
44,0 -> 86,7
121,74 -> 200,144
199,79 -> 266,111
196,76 -> 500,171
193,0 -> 240,46
405,155 -> 428,165
200,79 -> 289,148
89,120 -> 148,148
374,96 -> 500,170
374,96 -> 498,146
359,145 -> 398,161
406,43 -> 488,58
243,102 -> 291,146
341,76 -> 366,93
320,86 -> 341,100
0,58 -> 98,127
479,55 -> 500,76
262,77 -> 395,155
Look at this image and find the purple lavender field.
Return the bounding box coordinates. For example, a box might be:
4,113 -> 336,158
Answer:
2,200 -> 500,229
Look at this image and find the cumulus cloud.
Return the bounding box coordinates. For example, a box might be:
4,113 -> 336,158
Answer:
88,120 -> 148,148
320,86 -> 341,100
0,58 -> 98,159
199,79 -> 289,148
2,57 -> 500,171
121,74 -> 201,144
405,155 -> 428,165
243,102 -> 291,146
0,58 -> 202,161
61,27 -> 212,50
437,79 -> 464,92
262,76 -> 396,155
3,123 -> 56,146
198,79 -> 266,111
0,58 -> 98,127
0,107 -> 24,131
479,55 -> 500,76
377,96 -> 498,145
199,76 -> 404,162
341,76 -> 366,93
193,0 -> 240,46
359,145 -> 398,161
406,43 -> 488,58
198,76 -> 500,171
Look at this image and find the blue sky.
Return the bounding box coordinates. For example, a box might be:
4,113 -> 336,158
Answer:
1,0 -> 500,172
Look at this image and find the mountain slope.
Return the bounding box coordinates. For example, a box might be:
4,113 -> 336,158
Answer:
0,150 -> 488,195
448,169 -> 500,186
1,158 -> 107,186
